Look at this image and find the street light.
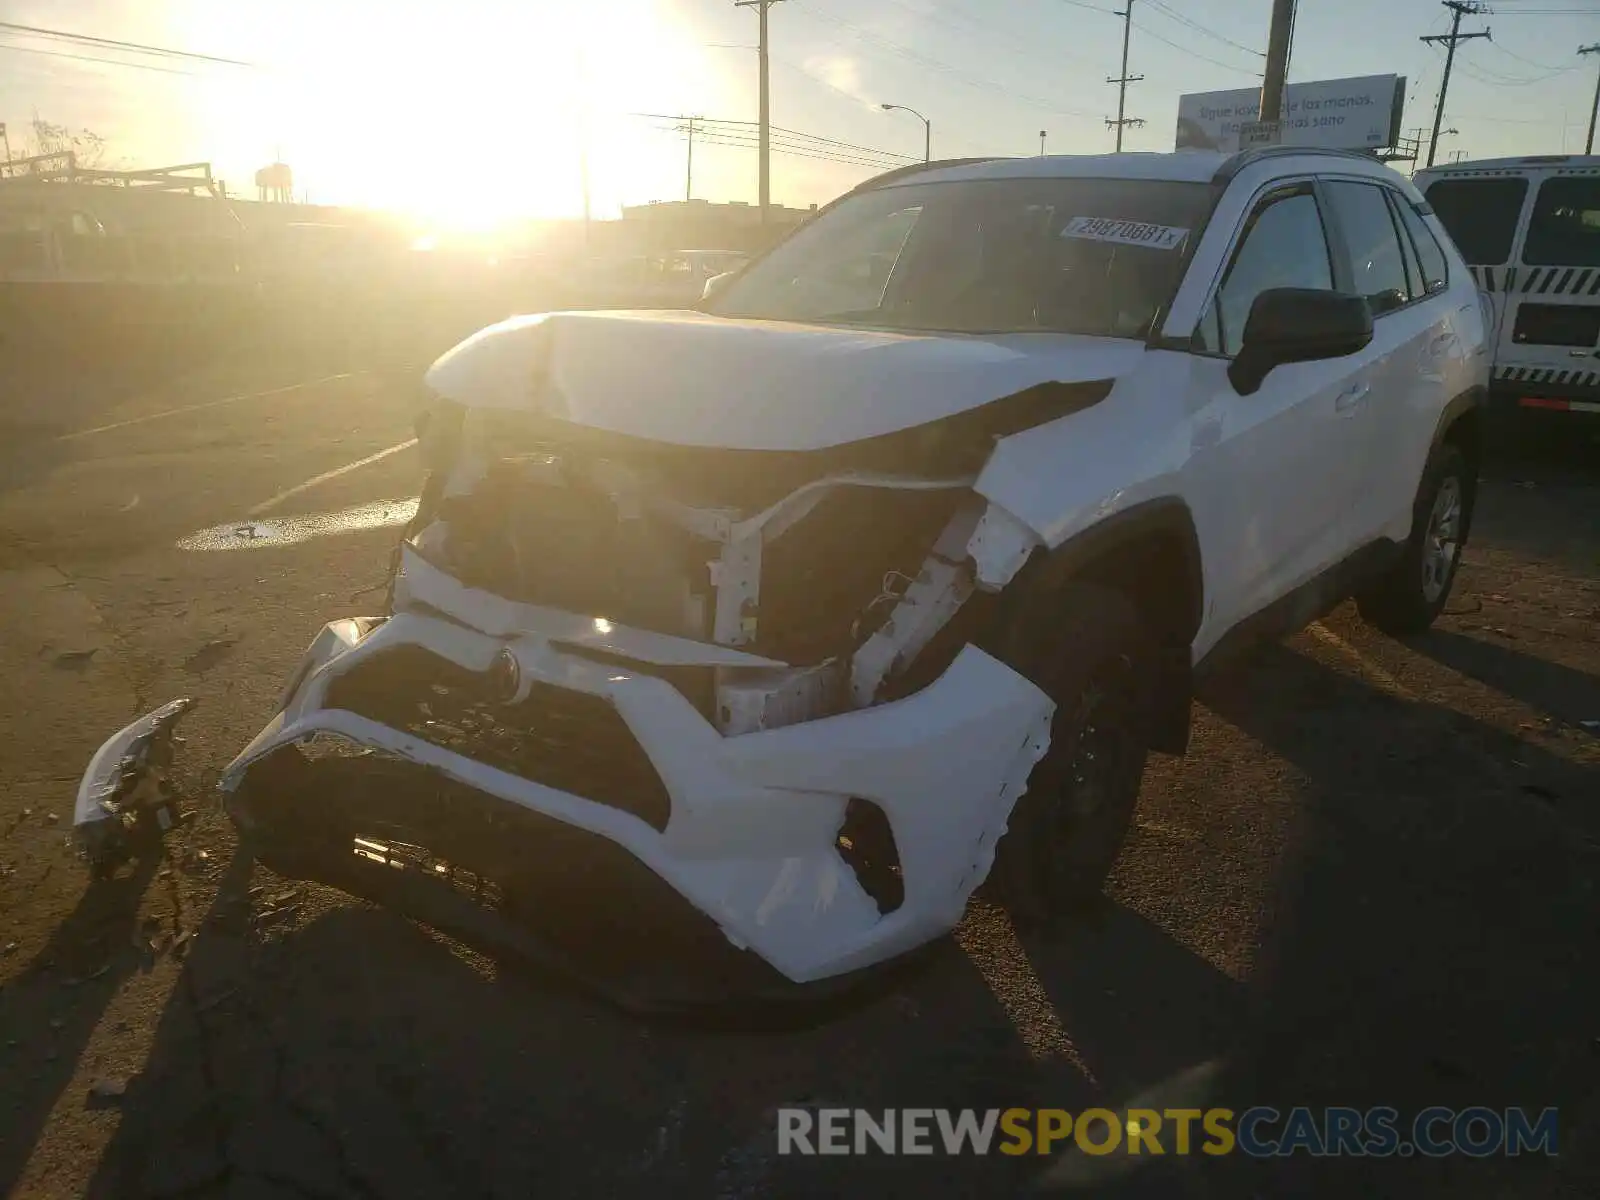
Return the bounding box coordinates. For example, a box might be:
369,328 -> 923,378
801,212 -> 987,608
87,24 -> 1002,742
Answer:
880,103 -> 931,162
1039,130 -> 1048,156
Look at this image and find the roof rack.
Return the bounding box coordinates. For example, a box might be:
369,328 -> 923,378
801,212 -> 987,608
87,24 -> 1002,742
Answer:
850,157 -> 1010,193
1213,144 -> 1390,185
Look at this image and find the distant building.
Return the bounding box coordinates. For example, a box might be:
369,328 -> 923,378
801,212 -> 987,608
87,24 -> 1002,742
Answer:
0,155 -> 404,286
616,198 -> 819,254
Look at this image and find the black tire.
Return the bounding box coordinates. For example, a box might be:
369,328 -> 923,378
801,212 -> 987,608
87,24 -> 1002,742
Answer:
1357,442 -> 1472,636
985,582 -> 1157,928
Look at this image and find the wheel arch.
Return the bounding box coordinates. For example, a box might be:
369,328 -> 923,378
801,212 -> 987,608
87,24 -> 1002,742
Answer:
1010,497 -> 1204,755
1426,383 -> 1485,541
1431,384 -> 1486,468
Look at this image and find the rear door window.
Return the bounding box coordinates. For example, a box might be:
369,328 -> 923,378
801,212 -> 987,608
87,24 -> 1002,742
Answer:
1423,177 -> 1527,266
1522,176 -> 1600,267
1392,195 -> 1450,294
1322,181 -> 1412,316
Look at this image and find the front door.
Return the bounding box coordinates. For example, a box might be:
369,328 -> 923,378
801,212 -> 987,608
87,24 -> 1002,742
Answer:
1184,182 -> 1370,639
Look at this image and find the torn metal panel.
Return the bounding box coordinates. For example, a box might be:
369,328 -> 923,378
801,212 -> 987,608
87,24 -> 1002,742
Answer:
716,659 -> 842,735
710,532 -> 762,647
850,504 -> 984,707
967,502 -> 1042,592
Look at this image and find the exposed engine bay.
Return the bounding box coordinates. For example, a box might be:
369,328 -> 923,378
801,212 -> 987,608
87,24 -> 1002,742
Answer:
398,400 -> 1041,733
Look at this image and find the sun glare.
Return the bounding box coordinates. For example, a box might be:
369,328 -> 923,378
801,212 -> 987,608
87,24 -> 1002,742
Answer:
172,0 -> 734,221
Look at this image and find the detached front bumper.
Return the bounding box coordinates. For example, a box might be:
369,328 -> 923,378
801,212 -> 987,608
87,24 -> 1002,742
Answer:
216,579 -> 1053,985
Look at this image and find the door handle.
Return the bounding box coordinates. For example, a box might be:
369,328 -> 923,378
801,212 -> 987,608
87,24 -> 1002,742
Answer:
1429,332 -> 1454,354
1334,383 -> 1370,412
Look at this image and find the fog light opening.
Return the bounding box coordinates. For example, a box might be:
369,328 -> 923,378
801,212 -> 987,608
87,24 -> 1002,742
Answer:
837,797 -> 903,915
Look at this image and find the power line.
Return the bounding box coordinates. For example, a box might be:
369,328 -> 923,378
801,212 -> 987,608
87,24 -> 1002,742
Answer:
795,4 -> 1103,118
0,40 -> 198,76
691,131 -> 911,170
0,20 -> 251,67
705,133 -> 907,169
1457,61 -> 1572,86
1142,0 -> 1264,58
636,114 -> 917,163
1132,18 -> 1262,73
635,114 -> 914,171
881,0 -> 1102,73
769,55 -> 864,105
769,123 -> 918,158
1486,38 -> 1571,71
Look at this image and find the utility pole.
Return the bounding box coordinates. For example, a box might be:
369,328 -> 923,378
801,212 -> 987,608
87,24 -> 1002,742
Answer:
735,0 -> 786,226
1260,0 -> 1296,129
682,116 -> 700,201
1406,125 -> 1429,162
1106,0 -> 1144,151
1421,2 -> 1489,168
1581,44 -> 1600,155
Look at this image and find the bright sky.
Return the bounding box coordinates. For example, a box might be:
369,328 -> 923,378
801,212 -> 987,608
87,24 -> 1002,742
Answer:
2,0 -> 1598,226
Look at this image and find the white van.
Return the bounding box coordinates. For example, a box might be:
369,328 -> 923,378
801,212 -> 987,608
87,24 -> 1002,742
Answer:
1413,154 -> 1600,419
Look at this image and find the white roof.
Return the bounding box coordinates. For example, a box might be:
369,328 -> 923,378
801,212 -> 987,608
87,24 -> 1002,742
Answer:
872,149 -> 1412,191
887,152 -> 1233,188
1414,154 -> 1600,176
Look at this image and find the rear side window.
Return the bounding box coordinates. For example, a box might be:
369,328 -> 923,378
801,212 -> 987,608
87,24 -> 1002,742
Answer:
1424,178 -> 1527,266
1322,181 -> 1411,315
1523,176 -> 1600,267
1392,195 -> 1449,294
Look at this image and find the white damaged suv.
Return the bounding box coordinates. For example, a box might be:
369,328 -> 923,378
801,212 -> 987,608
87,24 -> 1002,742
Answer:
77,148 -> 1491,1006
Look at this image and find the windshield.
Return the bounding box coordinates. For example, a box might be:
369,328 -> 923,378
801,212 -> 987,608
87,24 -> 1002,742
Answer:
706,176 -> 1213,337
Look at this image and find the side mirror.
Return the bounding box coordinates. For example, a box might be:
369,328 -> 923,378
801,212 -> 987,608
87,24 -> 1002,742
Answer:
1228,288 -> 1374,395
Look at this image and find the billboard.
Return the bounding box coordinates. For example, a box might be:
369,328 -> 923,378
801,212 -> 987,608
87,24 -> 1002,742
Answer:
1176,75 -> 1406,154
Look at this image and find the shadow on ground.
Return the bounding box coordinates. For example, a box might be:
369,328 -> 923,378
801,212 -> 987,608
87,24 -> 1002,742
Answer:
0,855 -> 161,1196
1413,628 -> 1600,730
44,637 -> 1590,1199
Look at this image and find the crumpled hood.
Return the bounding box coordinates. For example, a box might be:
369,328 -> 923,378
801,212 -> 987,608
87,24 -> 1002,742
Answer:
425,310 -> 1146,452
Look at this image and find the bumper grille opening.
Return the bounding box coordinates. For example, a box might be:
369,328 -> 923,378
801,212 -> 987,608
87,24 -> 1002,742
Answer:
230,746 -> 861,1013
837,798 -> 903,915
324,645 -> 673,832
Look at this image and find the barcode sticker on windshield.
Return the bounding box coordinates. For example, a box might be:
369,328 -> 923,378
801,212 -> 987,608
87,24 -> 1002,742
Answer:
1060,217 -> 1189,250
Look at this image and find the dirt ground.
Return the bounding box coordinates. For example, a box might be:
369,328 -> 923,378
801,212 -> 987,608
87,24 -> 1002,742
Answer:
0,361 -> 1597,1199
